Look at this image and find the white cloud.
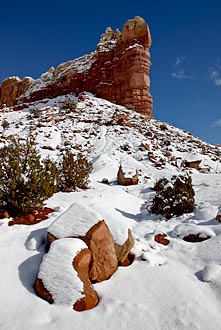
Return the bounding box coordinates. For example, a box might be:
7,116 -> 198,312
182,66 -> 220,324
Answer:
214,79 -> 221,86
210,70 -> 219,80
171,56 -> 194,80
171,69 -> 194,80
211,119 -> 221,127
173,56 -> 185,68
209,65 -> 221,86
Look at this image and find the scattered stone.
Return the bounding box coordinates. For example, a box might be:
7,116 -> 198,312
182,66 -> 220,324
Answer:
101,178 -> 110,185
117,165 -> 139,186
216,214 -> 221,222
8,207 -> 54,226
154,233 -> 170,246
185,160 -> 201,169
183,234 -> 211,243
41,145 -> 55,151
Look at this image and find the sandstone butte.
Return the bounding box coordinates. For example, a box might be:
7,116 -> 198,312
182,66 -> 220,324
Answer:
0,16 -> 153,117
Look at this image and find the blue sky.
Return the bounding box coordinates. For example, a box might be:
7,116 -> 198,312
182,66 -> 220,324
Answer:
1,0 -> 221,145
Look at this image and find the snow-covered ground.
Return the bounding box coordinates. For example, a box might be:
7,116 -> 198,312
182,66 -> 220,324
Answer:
1,94 -> 221,330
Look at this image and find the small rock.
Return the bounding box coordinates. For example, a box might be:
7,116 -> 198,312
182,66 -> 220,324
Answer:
154,233 -> 170,246
117,165 -> 139,186
183,233 -> 211,243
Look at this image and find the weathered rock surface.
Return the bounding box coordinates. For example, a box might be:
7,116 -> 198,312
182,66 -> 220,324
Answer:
34,278 -> 54,304
48,220 -> 118,282
117,165 -> 139,186
0,16 -> 152,116
114,229 -> 135,265
34,238 -> 99,311
83,220 -> 118,282
73,248 -> 99,311
0,76 -> 33,107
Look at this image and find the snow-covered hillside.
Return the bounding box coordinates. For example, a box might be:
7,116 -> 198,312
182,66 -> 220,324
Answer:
1,93 -> 221,330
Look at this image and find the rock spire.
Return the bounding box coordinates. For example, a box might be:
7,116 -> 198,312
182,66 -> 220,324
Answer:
0,16 -> 153,117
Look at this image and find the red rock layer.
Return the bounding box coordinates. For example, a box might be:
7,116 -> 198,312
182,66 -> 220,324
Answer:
0,16 -> 153,117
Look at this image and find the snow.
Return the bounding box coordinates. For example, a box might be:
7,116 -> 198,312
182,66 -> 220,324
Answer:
38,238 -> 86,305
22,52 -> 96,98
120,160 -> 137,178
1,93 -> 221,329
48,202 -> 102,238
201,264 -> 221,282
173,223 -> 216,239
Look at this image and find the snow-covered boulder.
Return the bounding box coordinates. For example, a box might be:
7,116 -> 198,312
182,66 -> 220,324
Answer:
34,238 -> 99,311
117,164 -> 139,186
47,203 -> 119,282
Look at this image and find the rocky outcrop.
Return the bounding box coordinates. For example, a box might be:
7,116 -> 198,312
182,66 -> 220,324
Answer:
0,16 -> 152,117
0,76 -> 33,107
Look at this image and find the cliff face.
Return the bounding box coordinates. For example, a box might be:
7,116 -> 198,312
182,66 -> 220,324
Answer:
0,16 -> 153,117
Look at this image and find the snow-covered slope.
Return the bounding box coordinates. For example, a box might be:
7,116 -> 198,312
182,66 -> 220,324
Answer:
1,92 -> 220,173
1,93 -> 221,330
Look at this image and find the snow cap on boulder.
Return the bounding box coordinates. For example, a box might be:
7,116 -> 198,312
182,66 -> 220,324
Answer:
48,202 -> 103,239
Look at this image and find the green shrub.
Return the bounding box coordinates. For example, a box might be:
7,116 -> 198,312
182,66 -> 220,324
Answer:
58,149 -> 92,192
59,98 -> 77,114
2,119 -> 9,130
28,108 -> 42,120
150,174 -> 195,219
0,135 -> 57,216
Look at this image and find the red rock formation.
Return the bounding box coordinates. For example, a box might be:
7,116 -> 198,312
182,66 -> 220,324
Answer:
0,76 -> 33,107
0,16 -> 152,117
